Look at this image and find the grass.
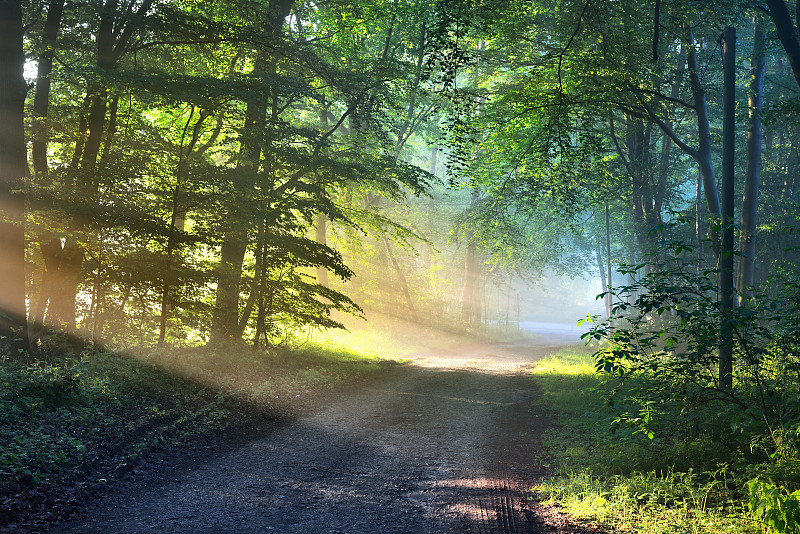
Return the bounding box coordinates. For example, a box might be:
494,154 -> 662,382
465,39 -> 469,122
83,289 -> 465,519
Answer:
301,322 -> 418,362
529,345 -> 761,534
302,311 -> 482,360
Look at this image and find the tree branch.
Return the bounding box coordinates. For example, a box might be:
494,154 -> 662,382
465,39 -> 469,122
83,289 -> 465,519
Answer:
638,98 -> 700,161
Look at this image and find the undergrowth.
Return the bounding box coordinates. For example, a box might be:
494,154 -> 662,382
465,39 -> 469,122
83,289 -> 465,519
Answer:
530,346 -> 761,533
0,331 -> 393,529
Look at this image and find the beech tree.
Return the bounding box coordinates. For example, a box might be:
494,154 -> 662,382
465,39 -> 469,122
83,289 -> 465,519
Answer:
0,0 -> 27,349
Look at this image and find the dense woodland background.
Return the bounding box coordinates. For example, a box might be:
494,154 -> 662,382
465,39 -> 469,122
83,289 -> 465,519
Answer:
0,0 -> 795,351
3,0 -> 800,530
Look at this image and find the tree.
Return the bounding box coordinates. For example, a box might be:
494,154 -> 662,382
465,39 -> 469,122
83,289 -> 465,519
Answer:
0,0 -> 28,350
209,0 -> 295,344
764,0 -> 800,90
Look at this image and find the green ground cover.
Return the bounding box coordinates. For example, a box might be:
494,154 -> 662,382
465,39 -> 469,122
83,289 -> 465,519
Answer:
530,346 -> 763,533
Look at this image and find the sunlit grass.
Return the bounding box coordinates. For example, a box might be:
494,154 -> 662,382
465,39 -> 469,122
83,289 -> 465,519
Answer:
530,346 -> 759,534
301,311 -> 476,362
302,324 -> 417,362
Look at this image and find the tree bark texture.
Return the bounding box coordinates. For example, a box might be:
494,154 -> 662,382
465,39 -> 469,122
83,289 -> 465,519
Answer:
31,0 -> 65,178
737,17 -> 766,302
0,0 -> 29,347
719,26 -> 736,392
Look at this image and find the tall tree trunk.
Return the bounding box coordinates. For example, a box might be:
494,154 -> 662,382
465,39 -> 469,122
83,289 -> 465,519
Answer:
625,114 -> 649,254
236,221 -> 266,340
46,239 -> 83,330
31,0 -> 65,178
688,33 -> 722,252
211,59 -> 267,344
737,17 -> 766,304
608,112 -> 655,258
461,190 -> 481,327
640,32 -> 721,255
210,0 -> 294,344
0,0 -> 29,350
719,26 -> 736,392
158,108 -> 212,345
28,0 -> 65,343
605,203 -> 613,317
696,168 -> 704,267
595,248 -> 608,317
29,0 -> 63,342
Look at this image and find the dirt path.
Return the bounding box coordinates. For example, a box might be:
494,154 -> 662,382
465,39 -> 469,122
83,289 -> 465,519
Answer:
54,325 -> 599,533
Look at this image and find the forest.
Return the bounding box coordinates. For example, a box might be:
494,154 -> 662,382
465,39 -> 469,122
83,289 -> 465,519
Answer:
2,0 -> 800,532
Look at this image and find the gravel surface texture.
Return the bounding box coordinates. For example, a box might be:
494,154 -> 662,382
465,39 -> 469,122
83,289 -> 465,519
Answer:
53,324 -> 604,533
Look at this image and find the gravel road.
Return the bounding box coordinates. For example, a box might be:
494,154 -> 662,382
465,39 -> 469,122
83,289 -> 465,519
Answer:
54,324 -> 601,533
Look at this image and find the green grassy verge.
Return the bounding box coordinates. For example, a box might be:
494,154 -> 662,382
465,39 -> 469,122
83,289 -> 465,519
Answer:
0,332 -> 396,528
530,346 -> 760,533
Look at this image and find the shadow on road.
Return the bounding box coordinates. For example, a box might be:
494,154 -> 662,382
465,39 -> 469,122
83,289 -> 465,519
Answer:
53,341 -> 605,534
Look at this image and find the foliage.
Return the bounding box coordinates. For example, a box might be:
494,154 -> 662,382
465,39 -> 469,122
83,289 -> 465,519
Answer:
585,220 -> 800,460
749,479 -> 800,534
530,346 -> 758,533
0,343 -> 227,496
571,219 -> 800,531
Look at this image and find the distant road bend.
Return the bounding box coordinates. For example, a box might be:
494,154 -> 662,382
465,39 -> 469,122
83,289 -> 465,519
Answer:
56,322 -> 598,534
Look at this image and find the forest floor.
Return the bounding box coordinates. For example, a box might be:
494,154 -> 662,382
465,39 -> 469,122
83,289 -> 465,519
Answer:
49,325 -> 603,534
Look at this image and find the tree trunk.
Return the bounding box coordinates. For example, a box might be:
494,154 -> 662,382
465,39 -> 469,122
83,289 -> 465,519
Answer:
210,59 -> 267,343
158,108 -> 212,345
596,248 -> 608,317
28,0 -> 65,342
605,203 -> 613,317
688,33 -> 722,251
719,26 -> 736,392
765,0 -> 800,90
210,0 -> 294,344
29,239 -> 62,341
236,221 -> 265,340
0,0 -> 29,350
461,189 -> 481,327
641,32 -> 721,255
737,17 -> 766,304
45,0 -> 155,331
695,168 -> 704,267
31,0 -> 65,178
625,114 -> 649,255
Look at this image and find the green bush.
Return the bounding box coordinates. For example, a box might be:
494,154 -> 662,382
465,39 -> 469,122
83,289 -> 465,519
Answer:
749,479 -> 800,533
587,221 -> 800,469
575,220 -> 800,534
